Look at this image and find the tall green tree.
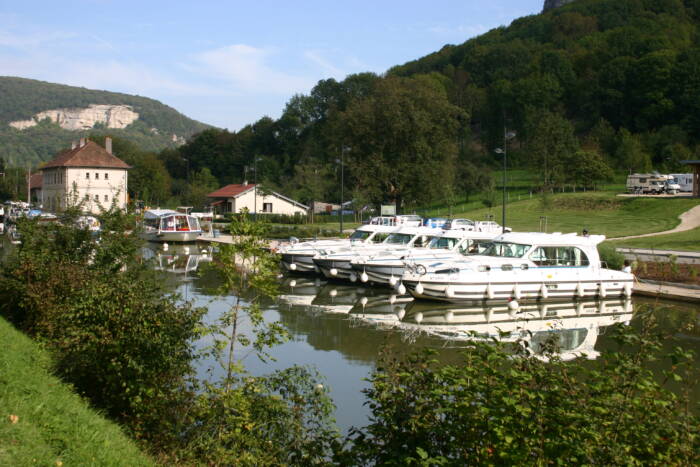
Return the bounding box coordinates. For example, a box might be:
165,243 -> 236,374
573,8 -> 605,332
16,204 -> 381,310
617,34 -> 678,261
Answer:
339,75 -> 465,212
526,111 -> 579,189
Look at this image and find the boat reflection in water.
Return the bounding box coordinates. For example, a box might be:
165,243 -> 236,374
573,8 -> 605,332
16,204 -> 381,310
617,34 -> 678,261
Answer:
142,243 -> 213,276
277,277 -> 633,361
359,298 -> 633,361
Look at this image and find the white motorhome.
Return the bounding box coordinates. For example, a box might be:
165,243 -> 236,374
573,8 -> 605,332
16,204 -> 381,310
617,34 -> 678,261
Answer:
669,173 -> 694,192
626,173 -> 669,194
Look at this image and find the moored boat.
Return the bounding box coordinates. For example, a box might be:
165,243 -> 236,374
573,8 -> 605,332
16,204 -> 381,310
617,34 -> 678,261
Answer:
141,209 -> 202,243
401,232 -> 634,302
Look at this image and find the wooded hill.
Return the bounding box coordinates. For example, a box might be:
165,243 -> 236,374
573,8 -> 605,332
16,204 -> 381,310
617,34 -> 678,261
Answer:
8,0 -> 700,211
0,77 -> 210,166
149,0 -> 700,212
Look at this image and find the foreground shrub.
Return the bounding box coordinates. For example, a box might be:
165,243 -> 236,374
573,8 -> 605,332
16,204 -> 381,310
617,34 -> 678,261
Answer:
344,313 -> 698,465
0,208 -> 205,441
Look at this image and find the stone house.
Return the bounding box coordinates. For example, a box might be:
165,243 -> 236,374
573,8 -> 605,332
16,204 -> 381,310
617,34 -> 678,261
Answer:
207,183 -> 308,216
40,137 -> 129,214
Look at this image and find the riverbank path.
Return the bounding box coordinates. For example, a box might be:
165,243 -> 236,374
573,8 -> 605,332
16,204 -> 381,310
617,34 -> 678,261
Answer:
610,203 -> 700,240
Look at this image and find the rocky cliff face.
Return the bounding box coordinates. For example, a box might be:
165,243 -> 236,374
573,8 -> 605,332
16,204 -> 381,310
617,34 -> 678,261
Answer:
9,104 -> 139,131
543,0 -> 577,12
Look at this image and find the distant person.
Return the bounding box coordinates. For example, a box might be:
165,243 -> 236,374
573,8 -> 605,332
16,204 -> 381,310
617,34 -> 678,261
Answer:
622,260 -> 632,274
582,228 -> 589,237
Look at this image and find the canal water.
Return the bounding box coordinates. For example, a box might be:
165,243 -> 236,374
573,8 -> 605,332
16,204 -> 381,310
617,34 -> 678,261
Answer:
151,244 -> 700,434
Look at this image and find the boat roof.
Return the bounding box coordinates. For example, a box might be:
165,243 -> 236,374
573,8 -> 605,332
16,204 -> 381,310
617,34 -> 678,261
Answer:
144,209 -> 181,218
356,224 -> 400,233
440,229 -> 499,239
494,231 -> 605,246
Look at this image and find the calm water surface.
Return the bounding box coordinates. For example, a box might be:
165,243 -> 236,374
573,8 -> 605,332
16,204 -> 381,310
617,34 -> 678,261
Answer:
151,244 -> 700,434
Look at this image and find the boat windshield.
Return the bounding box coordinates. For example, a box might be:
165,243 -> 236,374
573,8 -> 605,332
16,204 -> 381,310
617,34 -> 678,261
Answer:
480,242 -> 531,258
350,230 -> 371,241
429,236 -> 459,250
384,233 -> 413,245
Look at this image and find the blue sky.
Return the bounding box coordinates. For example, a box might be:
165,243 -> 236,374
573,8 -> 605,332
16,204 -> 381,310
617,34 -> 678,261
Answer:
1,1 -> 543,130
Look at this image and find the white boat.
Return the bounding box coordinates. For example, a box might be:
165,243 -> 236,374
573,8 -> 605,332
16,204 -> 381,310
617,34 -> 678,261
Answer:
313,226 -> 445,281
350,229 -> 498,287
76,215 -> 101,232
278,223 -> 397,273
400,232 -> 634,302
141,209 -> 202,243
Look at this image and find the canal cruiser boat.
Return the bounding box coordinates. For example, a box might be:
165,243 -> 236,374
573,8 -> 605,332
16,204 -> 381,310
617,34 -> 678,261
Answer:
350,229 -> 498,287
141,209 -> 202,242
313,226 -> 445,282
279,223 -> 397,273
400,232 -> 634,303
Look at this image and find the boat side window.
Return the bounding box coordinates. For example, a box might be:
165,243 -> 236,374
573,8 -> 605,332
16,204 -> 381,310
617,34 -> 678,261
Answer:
350,230 -> 371,241
530,246 -> 589,266
176,216 -> 189,230
412,235 -> 431,248
385,233 -> 412,245
371,233 -> 389,243
430,236 -> 457,249
483,242 -> 530,258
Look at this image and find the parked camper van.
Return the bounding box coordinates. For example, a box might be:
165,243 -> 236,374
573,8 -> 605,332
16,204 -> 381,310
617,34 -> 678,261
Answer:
626,173 -> 670,194
669,173 -> 694,193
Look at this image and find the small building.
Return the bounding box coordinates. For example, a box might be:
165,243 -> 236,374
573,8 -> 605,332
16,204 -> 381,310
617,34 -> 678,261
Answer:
207,183 -> 308,216
28,173 -> 43,204
680,161 -> 700,197
40,137 -> 129,214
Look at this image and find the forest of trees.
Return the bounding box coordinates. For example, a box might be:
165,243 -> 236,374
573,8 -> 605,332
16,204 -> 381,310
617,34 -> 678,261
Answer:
7,0 -> 700,211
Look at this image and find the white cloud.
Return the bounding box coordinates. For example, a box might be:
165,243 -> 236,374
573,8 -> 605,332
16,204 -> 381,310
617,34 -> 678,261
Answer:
193,44 -> 315,95
303,50 -> 344,77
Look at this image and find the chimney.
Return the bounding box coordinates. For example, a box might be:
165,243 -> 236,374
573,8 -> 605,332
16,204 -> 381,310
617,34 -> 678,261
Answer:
105,137 -> 112,154
79,137 -> 86,148
71,141 -> 77,150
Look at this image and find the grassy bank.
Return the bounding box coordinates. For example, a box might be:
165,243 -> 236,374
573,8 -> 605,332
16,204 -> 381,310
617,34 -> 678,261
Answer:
442,192 -> 699,238
0,317 -> 153,467
609,227 -> 700,252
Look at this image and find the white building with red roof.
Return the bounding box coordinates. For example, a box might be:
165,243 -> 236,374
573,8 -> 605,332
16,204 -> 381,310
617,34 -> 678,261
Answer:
207,182 -> 308,216
40,137 -> 129,214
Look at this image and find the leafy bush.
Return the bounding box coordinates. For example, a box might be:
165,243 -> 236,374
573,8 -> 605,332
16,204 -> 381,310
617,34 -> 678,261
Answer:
344,314 -> 699,465
0,207 -> 205,439
598,242 -> 626,269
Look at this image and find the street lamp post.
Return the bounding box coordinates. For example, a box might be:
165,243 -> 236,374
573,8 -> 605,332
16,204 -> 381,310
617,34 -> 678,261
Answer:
494,129 -> 516,234
336,146 -> 349,235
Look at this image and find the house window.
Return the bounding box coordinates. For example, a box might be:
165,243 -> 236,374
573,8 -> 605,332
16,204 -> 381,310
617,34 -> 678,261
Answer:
104,195 -> 109,202
263,202 -> 273,213
104,173 -> 109,180
86,172 -> 90,179
95,173 -> 99,180
94,194 -> 99,201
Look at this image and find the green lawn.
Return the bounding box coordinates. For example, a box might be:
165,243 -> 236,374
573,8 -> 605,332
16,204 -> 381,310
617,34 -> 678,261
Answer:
609,227 -> 700,252
447,192 -> 699,239
0,318 -> 153,467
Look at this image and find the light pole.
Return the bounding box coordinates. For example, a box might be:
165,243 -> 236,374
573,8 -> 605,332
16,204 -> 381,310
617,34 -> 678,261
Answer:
337,147 -> 348,235
494,129 -> 516,234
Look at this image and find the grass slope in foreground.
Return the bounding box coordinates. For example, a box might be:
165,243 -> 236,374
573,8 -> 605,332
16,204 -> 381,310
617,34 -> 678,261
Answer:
0,317 -> 153,467
450,193 -> 700,239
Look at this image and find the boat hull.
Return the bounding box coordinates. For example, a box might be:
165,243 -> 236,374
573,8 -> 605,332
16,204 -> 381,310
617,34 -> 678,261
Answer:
314,258 -> 355,281
141,230 -> 201,243
402,277 -> 633,303
280,253 -> 319,273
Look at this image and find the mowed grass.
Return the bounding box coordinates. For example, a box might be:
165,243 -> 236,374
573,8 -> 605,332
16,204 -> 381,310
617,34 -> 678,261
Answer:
610,227 -> 700,252
450,192 -> 700,238
0,318 -> 153,467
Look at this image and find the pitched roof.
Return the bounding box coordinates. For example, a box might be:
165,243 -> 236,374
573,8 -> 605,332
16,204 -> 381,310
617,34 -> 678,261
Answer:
29,173 -> 42,189
207,183 -> 256,198
42,140 -> 130,170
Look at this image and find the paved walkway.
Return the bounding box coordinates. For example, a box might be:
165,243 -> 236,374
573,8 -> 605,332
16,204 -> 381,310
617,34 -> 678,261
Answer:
617,248 -> 700,265
610,204 -> 700,240
634,280 -> 700,303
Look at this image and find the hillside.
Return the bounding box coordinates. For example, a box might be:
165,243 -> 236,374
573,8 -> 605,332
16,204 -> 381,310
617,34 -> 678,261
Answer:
0,76 -> 211,166
151,0 -> 700,212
